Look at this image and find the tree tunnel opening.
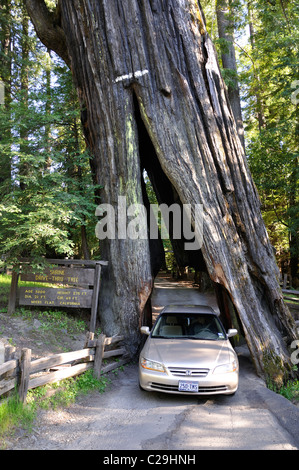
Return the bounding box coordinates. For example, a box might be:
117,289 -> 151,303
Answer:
132,92 -> 245,342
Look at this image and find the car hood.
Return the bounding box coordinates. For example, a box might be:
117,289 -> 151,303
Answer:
142,337 -> 234,369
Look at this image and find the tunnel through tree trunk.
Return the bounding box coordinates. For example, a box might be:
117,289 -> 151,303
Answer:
133,92 -> 205,276
25,0 -> 298,383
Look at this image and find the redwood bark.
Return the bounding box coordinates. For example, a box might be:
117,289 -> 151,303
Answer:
25,0 -> 298,382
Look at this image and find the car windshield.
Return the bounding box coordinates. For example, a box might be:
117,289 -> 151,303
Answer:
151,312 -> 227,341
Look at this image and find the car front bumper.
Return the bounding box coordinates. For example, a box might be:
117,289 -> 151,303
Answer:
139,366 -> 239,396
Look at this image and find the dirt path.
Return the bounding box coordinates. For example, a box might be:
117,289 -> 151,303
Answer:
151,273 -> 219,319
8,357 -> 299,451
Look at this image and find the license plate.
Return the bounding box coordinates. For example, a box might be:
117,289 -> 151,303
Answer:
178,381 -> 198,392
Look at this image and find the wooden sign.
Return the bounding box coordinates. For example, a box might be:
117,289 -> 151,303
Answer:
19,287 -> 93,308
21,267 -> 95,286
8,259 -> 108,333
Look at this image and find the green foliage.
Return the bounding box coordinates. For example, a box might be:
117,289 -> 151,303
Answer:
267,378 -> 299,403
0,148 -> 98,262
240,0 -> 299,275
27,371 -> 109,411
220,67 -> 239,90
0,393 -> 36,448
202,0 -> 298,278
12,306 -> 86,336
0,3 -> 99,265
278,380 -> 299,403
201,0 -> 299,278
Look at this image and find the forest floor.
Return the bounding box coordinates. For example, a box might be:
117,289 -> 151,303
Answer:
0,309 -> 89,365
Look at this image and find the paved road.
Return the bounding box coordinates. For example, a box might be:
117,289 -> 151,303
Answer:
12,275 -> 299,451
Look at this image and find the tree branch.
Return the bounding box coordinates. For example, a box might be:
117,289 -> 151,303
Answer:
24,0 -> 70,67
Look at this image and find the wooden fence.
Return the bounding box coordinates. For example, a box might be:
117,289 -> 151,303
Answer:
282,285 -> 299,322
283,289 -> 299,312
0,333 -> 128,403
279,272 -> 299,321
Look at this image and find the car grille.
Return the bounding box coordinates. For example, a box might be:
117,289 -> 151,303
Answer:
151,382 -> 227,393
168,367 -> 209,378
151,383 -> 178,392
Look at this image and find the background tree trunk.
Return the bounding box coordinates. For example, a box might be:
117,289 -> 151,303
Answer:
0,0 -> 12,189
216,0 -> 245,150
25,0 -> 298,383
19,5 -> 30,191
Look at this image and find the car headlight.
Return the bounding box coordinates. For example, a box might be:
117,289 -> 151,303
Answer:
140,357 -> 165,372
213,360 -> 238,374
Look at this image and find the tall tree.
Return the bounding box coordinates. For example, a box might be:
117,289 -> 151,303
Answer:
19,3 -> 30,190
24,0 -> 298,384
0,0 -> 13,189
216,0 -> 245,149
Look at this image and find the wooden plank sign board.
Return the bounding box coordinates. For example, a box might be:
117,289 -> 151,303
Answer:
19,287 -> 93,308
8,260 -> 107,333
21,267 -> 95,286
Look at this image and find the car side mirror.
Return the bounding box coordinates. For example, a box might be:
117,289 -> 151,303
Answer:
227,328 -> 238,338
140,326 -> 150,335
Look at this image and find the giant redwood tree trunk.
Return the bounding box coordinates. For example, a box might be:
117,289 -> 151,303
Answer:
25,0 -> 298,384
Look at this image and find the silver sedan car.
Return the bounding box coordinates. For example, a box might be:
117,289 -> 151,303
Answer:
139,304 -> 239,395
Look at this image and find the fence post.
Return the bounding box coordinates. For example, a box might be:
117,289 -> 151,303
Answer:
90,264 -> 102,333
93,334 -> 106,380
4,345 -> 16,362
19,348 -> 31,403
7,271 -> 19,314
283,274 -> 288,289
3,345 -> 17,379
84,331 -> 95,348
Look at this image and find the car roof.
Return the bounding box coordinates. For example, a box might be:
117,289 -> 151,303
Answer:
160,304 -> 217,315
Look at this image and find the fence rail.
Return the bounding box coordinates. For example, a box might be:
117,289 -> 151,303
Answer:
0,333 -> 127,403
282,288 -> 299,317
